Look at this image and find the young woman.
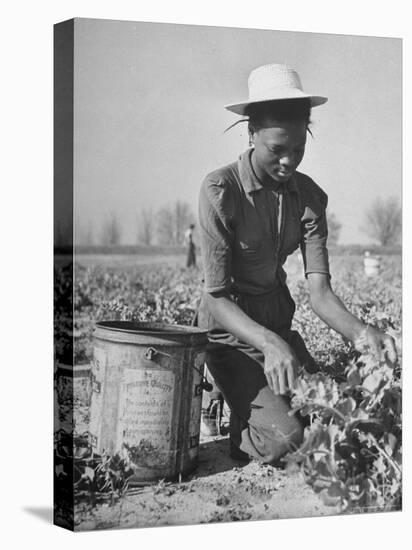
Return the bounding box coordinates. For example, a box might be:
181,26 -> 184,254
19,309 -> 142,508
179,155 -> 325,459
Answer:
197,64 -> 397,464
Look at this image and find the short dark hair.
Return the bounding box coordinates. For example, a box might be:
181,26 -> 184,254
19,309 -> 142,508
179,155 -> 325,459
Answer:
247,98 -> 312,135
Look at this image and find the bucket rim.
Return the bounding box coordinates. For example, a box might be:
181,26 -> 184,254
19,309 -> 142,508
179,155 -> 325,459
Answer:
94,321 -> 208,337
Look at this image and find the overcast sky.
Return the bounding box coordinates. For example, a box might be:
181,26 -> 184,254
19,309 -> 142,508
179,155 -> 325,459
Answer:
72,18 -> 401,245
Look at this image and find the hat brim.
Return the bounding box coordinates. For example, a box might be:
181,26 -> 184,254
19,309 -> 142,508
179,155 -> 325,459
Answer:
225,92 -> 328,115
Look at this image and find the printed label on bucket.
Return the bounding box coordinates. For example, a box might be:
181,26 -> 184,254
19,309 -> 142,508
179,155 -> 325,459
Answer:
117,368 -> 175,468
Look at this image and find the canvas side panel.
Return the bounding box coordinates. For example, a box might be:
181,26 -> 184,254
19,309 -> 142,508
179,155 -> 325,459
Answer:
53,18 -> 75,531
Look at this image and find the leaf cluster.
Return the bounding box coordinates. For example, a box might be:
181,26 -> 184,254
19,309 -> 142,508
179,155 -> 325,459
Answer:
286,329 -> 402,512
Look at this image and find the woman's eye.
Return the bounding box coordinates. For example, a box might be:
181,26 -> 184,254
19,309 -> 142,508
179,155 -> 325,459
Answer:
267,146 -> 305,155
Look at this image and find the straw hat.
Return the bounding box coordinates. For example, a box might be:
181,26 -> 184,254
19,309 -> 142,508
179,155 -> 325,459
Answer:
225,64 -> 328,115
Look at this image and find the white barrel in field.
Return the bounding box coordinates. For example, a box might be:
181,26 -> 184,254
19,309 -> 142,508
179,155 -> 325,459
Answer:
364,254 -> 381,277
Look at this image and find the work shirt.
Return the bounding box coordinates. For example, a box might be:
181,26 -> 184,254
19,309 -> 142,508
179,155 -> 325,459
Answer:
198,149 -> 330,296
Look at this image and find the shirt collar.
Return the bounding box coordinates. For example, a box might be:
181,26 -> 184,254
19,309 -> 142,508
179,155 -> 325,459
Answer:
238,148 -> 299,195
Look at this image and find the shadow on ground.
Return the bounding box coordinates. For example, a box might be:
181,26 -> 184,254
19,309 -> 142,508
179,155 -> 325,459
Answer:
23,507 -> 53,524
190,436 -> 248,479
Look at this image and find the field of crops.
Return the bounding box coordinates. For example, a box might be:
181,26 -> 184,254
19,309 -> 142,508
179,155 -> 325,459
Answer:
54,252 -> 402,529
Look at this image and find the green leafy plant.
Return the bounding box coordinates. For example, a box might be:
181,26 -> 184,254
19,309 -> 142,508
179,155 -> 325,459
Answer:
285,328 -> 401,512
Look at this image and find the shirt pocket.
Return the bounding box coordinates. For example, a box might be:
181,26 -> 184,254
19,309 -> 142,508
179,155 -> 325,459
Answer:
237,238 -> 262,260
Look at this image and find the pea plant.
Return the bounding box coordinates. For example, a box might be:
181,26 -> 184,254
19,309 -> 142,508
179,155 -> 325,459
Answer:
286,261 -> 401,512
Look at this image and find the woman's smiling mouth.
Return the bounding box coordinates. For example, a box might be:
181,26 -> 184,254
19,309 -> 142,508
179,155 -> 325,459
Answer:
274,169 -> 293,179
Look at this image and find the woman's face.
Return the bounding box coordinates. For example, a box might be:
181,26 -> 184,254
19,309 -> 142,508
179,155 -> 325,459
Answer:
251,116 -> 307,185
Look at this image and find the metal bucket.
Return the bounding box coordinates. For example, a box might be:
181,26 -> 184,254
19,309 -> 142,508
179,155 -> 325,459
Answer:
88,321 -> 208,484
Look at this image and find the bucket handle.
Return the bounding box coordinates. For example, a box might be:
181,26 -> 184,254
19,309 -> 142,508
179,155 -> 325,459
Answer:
144,347 -> 213,392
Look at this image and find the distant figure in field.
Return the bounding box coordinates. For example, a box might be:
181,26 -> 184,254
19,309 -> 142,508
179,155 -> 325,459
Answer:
184,223 -> 197,268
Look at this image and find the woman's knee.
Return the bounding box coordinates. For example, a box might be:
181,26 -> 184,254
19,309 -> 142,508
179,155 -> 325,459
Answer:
249,414 -> 304,464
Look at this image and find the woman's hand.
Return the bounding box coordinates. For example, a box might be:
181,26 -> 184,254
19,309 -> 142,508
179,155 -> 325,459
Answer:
262,337 -> 300,395
354,324 -> 398,364
307,274 -> 398,367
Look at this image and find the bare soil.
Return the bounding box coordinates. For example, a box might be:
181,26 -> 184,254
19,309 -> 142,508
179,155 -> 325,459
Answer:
74,433 -> 336,531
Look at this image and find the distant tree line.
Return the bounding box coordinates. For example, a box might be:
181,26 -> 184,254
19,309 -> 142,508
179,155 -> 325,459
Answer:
326,196 -> 401,248
59,196 -> 401,249
360,196 -> 401,247
141,201 -> 194,246
73,200 -> 196,247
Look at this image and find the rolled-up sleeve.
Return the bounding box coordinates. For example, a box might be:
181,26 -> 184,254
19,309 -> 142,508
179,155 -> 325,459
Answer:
198,175 -> 235,294
299,179 -> 330,278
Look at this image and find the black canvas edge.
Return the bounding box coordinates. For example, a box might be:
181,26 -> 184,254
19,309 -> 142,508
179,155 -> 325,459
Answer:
53,18 -> 75,531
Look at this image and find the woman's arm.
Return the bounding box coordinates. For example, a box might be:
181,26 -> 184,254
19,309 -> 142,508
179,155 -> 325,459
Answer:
205,292 -> 300,394
307,272 -> 397,362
